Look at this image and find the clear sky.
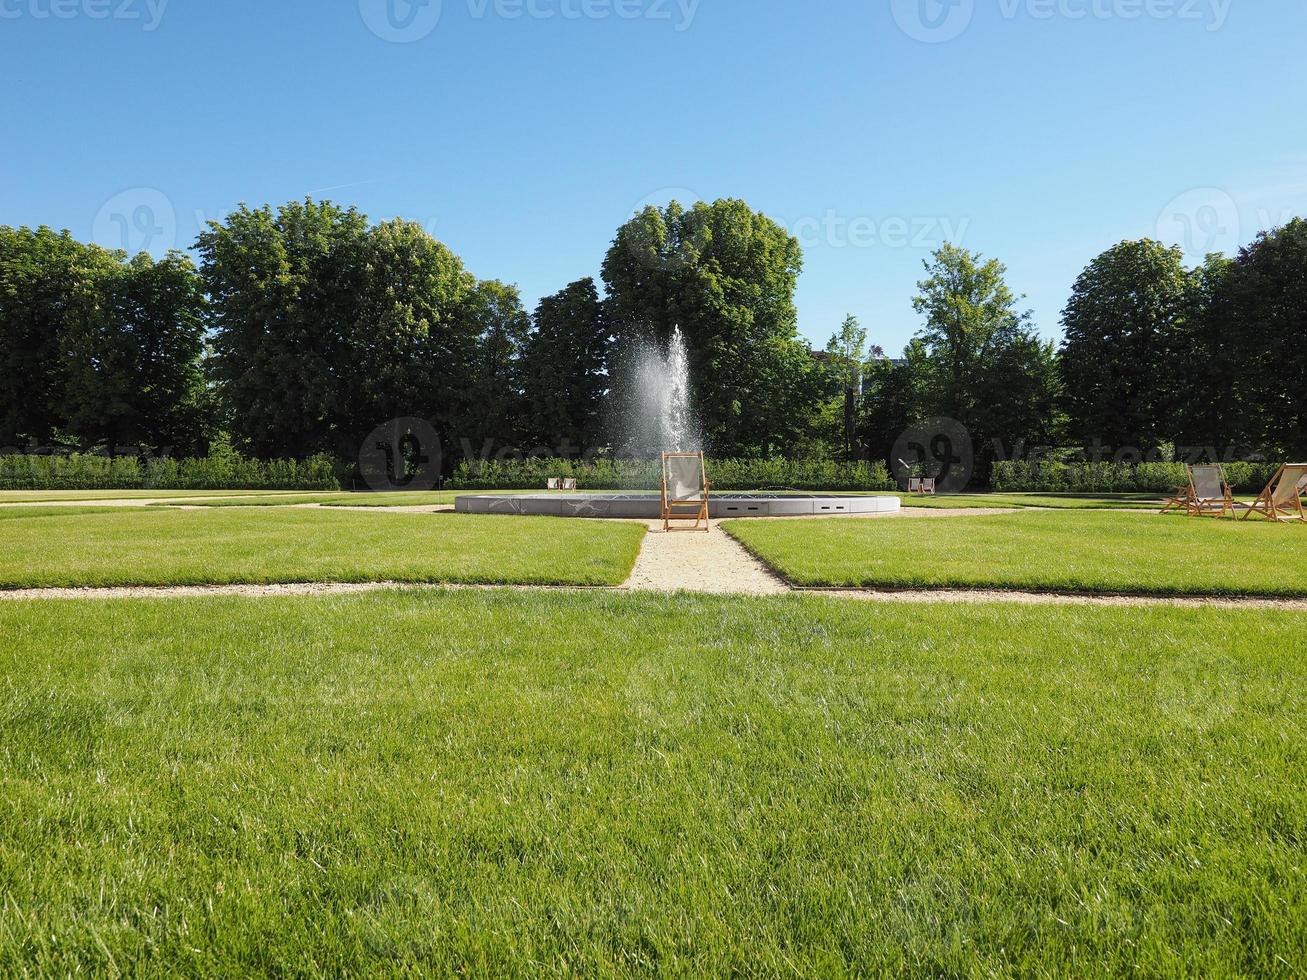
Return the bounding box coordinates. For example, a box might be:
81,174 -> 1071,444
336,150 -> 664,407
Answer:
3,0 -> 1304,353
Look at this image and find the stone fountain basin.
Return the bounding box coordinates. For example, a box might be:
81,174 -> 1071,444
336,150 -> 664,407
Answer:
454,493 -> 901,519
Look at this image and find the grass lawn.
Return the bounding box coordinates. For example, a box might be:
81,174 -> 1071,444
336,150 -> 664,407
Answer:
0,590 -> 1302,975
0,506 -> 137,520
726,510 -> 1307,597
0,508 -> 645,589
0,489 -> 308,503
897,492 -> 1167,510
147,491 -> 464,508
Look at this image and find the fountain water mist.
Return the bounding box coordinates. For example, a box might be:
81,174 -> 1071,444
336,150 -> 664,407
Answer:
629,325 -> 701,455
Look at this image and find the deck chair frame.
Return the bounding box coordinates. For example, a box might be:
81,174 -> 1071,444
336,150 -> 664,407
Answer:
661,452 -> 711,532
1160,484 -> 1191,514
1240,463 -> 1307,524
1186,464 -> 1234,518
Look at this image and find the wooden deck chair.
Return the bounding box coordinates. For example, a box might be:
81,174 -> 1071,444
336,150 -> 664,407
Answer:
1187,464 -> 1234,518
661,452 -> 710,532
1240,463 -> 1307,524
907,477 -> 922,494
921,478 -> 937,495
546,478 -> 562,491
561,478 -> 578,492
1160,484 -> 1191,514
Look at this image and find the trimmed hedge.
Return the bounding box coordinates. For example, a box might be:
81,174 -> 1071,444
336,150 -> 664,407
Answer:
991,460 -> 1280,494
448,457 -> 895,492
0,452 -> 341,491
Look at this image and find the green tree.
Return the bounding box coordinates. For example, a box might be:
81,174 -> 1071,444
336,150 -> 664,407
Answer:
858,355 -> 916,467
911,243 -> 1062,479
1170,253 -> 1236,456
601,199 -> 816,456
520,278 -> 611,455
60,251 -> 207,454
198,200 -> 370,459
1058,240 -> 1191,457
823,314 -> 875,457
0,227 -> 115,447
1220,218 -> 1307,457
348,219 -> 477,451
456,279 -> 530,458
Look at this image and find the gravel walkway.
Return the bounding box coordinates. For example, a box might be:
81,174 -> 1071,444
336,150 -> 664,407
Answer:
623,521 -> 788,595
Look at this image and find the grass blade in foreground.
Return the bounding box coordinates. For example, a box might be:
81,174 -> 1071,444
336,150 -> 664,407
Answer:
725,510 -> 1307,597
0,508 -> 645,588
0,591 -> 1302,975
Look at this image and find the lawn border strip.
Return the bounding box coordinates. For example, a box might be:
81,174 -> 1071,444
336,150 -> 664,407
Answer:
4,579 -> 1307,611
794,586 -> 1307,611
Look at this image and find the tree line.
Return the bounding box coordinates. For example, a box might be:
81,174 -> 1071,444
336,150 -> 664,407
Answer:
2,199 -> 1304,479
860,222 -> 1307,477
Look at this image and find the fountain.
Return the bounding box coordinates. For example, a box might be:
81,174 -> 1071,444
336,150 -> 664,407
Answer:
455,325 -> 901,519
620,325 -> 701,459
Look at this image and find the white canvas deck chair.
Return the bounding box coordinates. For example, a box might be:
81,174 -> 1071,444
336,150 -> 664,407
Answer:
561,478 -> 578,491
1186,464 -> 1234,518
1240,463 -> 1307,524
546,478 -> 562,491
661,452 -> 710,532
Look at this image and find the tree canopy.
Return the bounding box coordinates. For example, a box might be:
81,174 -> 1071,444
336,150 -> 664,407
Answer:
602,199 -> 820,456
4,200 -> 1306,484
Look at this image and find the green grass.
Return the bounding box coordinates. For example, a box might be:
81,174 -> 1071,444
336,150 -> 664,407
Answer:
0,508 -> 645,588
0,506 -> 136,520
0,489 -> 307,503
726,510 -> 1307,597
897,492 -> 1167,510
150,491 -> 535,508
0,590 -> 1302,975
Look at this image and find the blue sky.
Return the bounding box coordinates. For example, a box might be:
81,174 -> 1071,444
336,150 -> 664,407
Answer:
3,0 -> 1304,353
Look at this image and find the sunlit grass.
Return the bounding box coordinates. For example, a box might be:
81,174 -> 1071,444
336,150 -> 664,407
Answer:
726,509 -> 1307,596
0,508 -> 645,588
0,590 -> 1302,975
0,488 -> 310,502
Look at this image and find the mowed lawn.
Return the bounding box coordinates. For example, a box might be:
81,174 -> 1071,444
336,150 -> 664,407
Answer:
0,508 -> 645,588
0,489 -> 308,503
726,510 -> 1307,597
897,492 -> 1166,510
0,591 -> 1302,975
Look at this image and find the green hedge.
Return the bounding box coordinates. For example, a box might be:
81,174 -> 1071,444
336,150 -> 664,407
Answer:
0,453 -> 341,491
448,457 -> 895,492
990,460 -> 1280,494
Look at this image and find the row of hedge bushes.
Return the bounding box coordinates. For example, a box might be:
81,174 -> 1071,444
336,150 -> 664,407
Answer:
990,460 -> 1281,494
0,452 -> 341,491
447,457 -> 896,491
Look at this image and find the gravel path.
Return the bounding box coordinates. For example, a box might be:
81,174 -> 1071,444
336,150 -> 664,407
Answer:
623,521 -> 788,595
